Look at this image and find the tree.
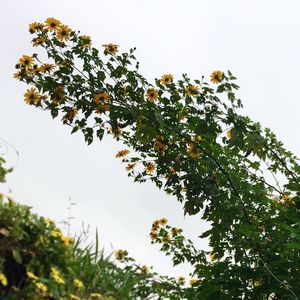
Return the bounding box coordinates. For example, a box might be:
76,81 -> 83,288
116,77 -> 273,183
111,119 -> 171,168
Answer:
13,18 -> 300,299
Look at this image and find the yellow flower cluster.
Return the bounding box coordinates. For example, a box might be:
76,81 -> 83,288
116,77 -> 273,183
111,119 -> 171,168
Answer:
150,218 -> 168,240
62,108 -> 78,124
50,267 -> 65,285
178,276 -> 185,284
24,87 -> 42,105
187,143 -> 201,159
115,149 -> 130,158
189,278 -> 200,286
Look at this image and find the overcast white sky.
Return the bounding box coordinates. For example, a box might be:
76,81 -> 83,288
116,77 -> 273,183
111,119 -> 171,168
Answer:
1,0 -> 300,278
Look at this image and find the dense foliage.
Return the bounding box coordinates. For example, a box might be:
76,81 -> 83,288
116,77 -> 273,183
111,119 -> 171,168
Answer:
12,18 -> 300,299
0,158 -> 190,299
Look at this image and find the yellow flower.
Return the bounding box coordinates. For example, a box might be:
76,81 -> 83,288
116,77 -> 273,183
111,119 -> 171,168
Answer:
185,85 -> 200,96
154,141 -> 167,153
57,25 -> 72,41
90,293 -> 103,299
140,265 -> 150,274
102,43 -> 119,55
210,70 -> 224,84
61,235 -> 74,246
178,276 -> 185,284
125,163 -> 135,172
115,149 -> 130,158
79,35 -> 92,48
27,271 -> 38,281
24,88 -> 41,105
69,294 -> 81,300
45,17 -> 61,32
149,231 -> 158,240
0,273 -> 8,286
146,87 -> 158,102
144,162 -> 155,174
51,230 -> 63,238
94,92 -> 110,104
158,218 -> 168,225
160,74 -> 173,86
29,22 -> 44,33
114,249 -> 127,260
35,282 -> 48,293
73,278 -> 84,289
40,64 -> 55,73
226,129 -> 232,138
32,36 -> 47,47
171,227 -> 182,236
209,251 -> 218,261
13,71 -> 25,80
189,278 -> 199,286
19,55 -> 34,69
62,108 -> 78,124
187,143 -> 201,159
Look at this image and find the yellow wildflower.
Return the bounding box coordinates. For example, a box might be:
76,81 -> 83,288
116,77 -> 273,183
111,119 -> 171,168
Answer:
189,278 -> 199,286
79,35 -> 92,48
73,278 -> 84,289
154,141 -> 167,153
185,85 -> 200,96
144,162 -> 155,174
140,265 -> 149,274
158,218 -> 168,225
125,163 -> 135,172
90,293 -> 103,299
40,64 -> 55,73
57,25 -> 72,41
178,276 -> 185,284
102,43 -> 119,55
209,251 -> 218,261
114,249 -> 127,260
226,129 -> 232,138
50,267 -> 65,285
32,36 -> 47,47
27,271 -> 38,281
19,55 -> 34,69
51,230 -> 63,238
61,235 -> 74,246
45,18 -> 61,32
69,294 -> 81,300
171,227 -> 182,236
160,74 -> 173,86
62,108 -> 78,124
94,92 -> 110,104
24,88 -> 41,105
149,231 -> 158,240
29,22 -> 44,33
146,87 -> 159,102
210,70 -> 224,84
35,282 -> 48,293
115,149 -> 130,158
0,273 -> 8,286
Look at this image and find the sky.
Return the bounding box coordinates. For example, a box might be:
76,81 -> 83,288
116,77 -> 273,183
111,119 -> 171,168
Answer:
1,0 -> 300,278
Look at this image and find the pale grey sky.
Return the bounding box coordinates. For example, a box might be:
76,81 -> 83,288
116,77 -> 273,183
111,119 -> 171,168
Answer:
1,0 -> 300,278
